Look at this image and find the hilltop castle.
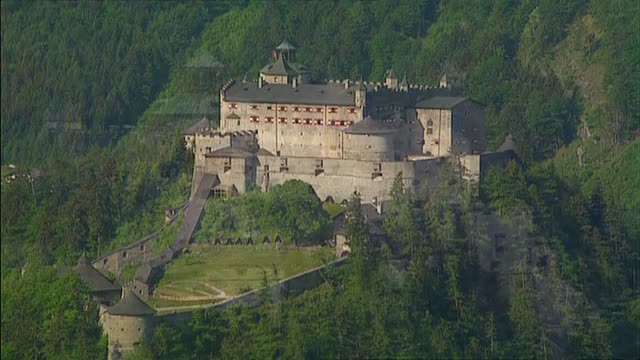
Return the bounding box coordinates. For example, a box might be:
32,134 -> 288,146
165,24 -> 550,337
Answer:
185,41 -> 513,202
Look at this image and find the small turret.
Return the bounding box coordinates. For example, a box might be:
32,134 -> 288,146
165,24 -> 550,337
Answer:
400,73 -> 408,91
385,67 -> 399,89
439,73 -> 449,89
355,80 -> 367,109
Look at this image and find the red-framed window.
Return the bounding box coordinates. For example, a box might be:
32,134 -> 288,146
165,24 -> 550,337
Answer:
316,119 -> 323,125
278,106 -> 288,112
304,118 -> 313,125
250,104 -> 259,110
250,116 -> 260,123
265,116 -> 274,123
329,107 -> 338,113
293,106 -> 301,112
229,103 -> 239,109
293,118 -> 301,124
348,108 -> 356,114
316,107 -> 323,113
278,117 -> 287,123
267,105 -> 273,111
305,107 -> 312,112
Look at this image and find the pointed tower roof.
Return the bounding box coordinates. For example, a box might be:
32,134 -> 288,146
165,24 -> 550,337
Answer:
276,40 -> 296,51
344,116 -> 395,135
260,53 -> 297,76
386,67 -> 398,79
74,253 -> 121,292
107,289 -> 155,316
400,74 -> 408,87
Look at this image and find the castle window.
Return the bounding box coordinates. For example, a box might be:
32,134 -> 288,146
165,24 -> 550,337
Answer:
427,119 -> 433,126
278,117 -> 287,123
267,105 -> 273,110
122,251 -> 127,258
250,116 -> 260,123
140,245 -> 144,251
228,103 -> 238,109
427,128 -> 433,135
265,117 -> 274,123
348,108 -> 356,114
305,107 -> 312,112
224,158 -> 231,172
329,107 -> 338,113
279,106 -> 288,111
250,104 -> 259,110
304,118 -> 312,125
280,158 -> 288,172
293,106 -> 300,112
103,258 -> 108,265
293,118 -> 301,124
316,107 -> 323,113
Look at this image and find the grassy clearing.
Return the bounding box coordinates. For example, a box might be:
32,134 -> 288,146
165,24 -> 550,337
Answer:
152,244 -> 334,302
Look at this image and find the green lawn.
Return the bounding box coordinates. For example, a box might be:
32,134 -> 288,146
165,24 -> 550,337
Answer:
152,245 -> 334,306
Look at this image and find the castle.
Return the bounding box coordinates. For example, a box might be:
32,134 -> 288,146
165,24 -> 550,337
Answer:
85,41 -> 518,360
184,41 -> 510,203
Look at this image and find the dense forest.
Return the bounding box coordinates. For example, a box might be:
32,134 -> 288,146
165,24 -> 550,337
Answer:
1,0 -> 638,359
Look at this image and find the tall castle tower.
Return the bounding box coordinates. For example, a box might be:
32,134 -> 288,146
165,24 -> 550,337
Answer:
104,289 -> 155,360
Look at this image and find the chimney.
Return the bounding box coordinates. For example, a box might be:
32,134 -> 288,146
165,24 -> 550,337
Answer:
258,76 -> 264,88
376,200 -> 383,215
292,77 -> 298,88
343,79 -> 350,89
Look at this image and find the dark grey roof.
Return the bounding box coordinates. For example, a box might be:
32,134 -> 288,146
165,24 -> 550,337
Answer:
107,289 -> 155,316
344,116 -> 395,135
497,134 -> 517,152
226,113 -> 240,120
224,81 -> 356,106
260,54 -> 297,76
205,146 -> 255,158
416,96 -> 468,109
257,148 -> 274,156
276,40 -> 297,51
183,117 -> 210,135
74,254 -> 121,292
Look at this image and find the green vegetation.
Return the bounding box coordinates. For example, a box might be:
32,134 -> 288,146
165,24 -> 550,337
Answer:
196,180 -> 331,245
153,245 -> 332,299
1,0 -> 638,358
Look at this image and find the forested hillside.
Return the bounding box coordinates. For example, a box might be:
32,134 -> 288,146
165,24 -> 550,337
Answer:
1,0 -> 638,358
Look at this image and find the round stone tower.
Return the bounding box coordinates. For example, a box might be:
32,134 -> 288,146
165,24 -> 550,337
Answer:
343,116 -> 396,161
104,289 -> 155,360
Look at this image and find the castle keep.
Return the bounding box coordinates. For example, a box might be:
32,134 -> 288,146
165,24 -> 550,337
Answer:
185,41 -> 504,203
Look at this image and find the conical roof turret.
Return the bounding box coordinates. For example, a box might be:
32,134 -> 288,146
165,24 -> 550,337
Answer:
107,289 -> 155,316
